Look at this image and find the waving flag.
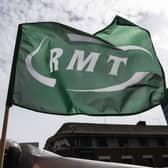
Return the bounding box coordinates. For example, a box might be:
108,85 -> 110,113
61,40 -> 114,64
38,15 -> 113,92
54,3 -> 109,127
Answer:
7,16 -> 166,115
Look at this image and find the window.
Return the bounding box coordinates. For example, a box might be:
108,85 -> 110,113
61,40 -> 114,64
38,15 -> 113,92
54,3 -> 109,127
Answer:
96,137 -> 107,147
142,155 -> 154,167
148,139 -> 157,147
157,138 -> 166,146
161,154 -> 168,166
80,137 -> 92,147
121,155 -> 133,164
98,155 -> 111,162
118,138 -> 128,147
139,138 -> 148,146
128,138 -> 139,147
68,137 -> 75,147
80,150 -> 95,160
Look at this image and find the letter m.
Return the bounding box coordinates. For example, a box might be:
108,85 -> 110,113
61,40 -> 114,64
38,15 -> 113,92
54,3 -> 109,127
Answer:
66,49 -> 100,72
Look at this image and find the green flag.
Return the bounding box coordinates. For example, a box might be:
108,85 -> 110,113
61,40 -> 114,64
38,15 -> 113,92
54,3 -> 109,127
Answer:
7,16 -> 166,115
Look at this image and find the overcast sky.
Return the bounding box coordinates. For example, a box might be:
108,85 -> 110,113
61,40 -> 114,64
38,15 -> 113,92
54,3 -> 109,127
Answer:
0,0 -> 168,148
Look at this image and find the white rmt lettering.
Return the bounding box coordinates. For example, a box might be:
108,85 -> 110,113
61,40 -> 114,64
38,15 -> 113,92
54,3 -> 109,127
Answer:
107,55 -> 127,76
66,49 -> 100,72
50,48 -> 63,72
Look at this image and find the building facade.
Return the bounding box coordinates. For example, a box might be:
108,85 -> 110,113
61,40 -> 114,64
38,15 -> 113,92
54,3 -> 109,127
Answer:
45,122 -> 168,167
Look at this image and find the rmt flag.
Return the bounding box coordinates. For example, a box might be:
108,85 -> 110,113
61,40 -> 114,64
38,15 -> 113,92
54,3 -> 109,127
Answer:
7,16 -> 166,115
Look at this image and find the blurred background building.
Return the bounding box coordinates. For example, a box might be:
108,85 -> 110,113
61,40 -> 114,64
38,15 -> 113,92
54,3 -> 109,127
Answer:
45,122 -> 168,167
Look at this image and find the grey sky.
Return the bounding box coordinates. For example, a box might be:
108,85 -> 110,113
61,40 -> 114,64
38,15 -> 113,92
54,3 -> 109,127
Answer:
0,0 -> 168,148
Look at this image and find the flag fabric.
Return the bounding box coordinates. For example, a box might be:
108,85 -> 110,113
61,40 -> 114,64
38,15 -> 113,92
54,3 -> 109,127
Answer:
7,16 -> 166,115
4,141 -> 148,168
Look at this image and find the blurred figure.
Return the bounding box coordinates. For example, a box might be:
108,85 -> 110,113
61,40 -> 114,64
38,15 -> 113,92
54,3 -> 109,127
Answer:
3,139 -> 21,168
3,139 -> 33,168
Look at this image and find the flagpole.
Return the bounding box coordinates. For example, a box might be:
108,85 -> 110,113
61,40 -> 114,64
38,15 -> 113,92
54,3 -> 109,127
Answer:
0,24 -> 21,168
0,104 -> 10,168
